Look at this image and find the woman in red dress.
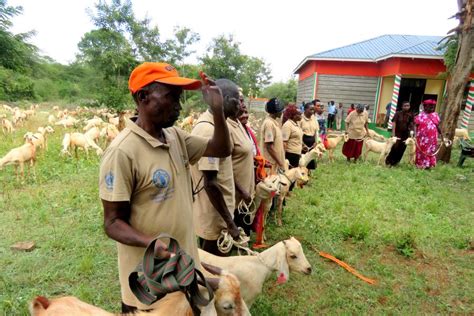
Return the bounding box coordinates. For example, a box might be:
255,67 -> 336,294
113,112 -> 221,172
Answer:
414,99 -> 441,169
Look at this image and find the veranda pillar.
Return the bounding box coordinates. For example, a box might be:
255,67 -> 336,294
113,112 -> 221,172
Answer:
387,74 -> 401,130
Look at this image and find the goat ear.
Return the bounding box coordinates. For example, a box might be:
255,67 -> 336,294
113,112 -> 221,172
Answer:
201,262 -> 222,276
276,244 -> 290,284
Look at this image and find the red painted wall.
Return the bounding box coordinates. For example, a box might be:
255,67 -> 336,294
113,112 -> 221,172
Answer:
296,57 -> 447,80
313,61 -> 380,77
298,63 -> 316,81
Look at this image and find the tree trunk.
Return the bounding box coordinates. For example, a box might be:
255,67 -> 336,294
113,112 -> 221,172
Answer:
437,0 -> 473,163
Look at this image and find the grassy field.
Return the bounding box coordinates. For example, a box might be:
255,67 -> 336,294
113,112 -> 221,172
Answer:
0,106 -> 473,315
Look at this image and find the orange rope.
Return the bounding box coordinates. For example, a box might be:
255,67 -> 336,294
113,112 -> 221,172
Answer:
319,251 -> 377,285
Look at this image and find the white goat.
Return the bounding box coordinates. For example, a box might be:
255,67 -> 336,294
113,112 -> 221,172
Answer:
199,237 -> 312,308
100,123 -> 120,147
404,137 -> 416,165
0,133 -> 36,179
55,116 -> 79,128
299,142 -> 326,167
47,114 -> 56,125
29,268 -> 249,316
83,117 -> 104,131
363,136 -> 399,165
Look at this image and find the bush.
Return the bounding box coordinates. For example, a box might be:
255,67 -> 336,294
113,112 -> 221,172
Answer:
395,232 -> 417,258
0,66 -> 36,100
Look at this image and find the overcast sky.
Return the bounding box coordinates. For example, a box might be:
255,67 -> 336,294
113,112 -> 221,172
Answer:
9,0 -> 458,83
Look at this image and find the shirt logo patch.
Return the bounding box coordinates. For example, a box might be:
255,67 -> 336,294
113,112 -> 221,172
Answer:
152,169 -> 170,189
208,157 -> 216,164
105,171 -> 114,191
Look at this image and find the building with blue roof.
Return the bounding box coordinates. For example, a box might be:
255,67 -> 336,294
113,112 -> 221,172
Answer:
293,34 -> 474,129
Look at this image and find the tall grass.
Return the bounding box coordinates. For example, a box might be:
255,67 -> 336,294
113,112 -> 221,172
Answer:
0,106 -> 473,315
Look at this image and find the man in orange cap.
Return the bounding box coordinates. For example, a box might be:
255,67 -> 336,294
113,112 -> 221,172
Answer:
99,62 -> 231,312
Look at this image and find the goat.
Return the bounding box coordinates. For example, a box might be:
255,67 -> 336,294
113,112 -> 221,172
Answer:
28,126 -> 55,151
0,133 -> 36,179
85,126 -> 101,144
100,124 -> 120,147
324,134 -> 348,162
299,142 -> 326,167
199,237 -> 312,308
55,117 -> 79,128
61,133 -> 103,158
83,117 -> 104,131
366,129 -> 386,141
404,137 -> 416,165
455,128 -> 471,141
48,114 -> 56,125
29,269 -> 249,316
1,118 -> 14,134
274,166 -> 309,226
362,136 -> 399,165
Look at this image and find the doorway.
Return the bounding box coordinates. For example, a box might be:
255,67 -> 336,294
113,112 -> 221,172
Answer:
398,78 -> 426,114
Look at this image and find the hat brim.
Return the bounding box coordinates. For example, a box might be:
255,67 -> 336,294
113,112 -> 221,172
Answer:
154,77 -> 202,90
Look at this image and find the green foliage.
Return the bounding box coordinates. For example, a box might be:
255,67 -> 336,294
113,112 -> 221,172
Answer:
395,232 -> 417,258
440,36 -> 458,73
200,34 -> 271,96
261,79 -> 297,105
0,1 -> 38,73
0,66 -> 35,100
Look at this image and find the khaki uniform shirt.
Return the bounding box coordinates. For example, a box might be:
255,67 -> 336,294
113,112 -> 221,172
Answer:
227,118 -> 255,205
261,116 -> 285,171
298,114 -> 319,136
99,119 -> 208,309
191,111 -> 235,240
282,119 -> 303,155
345,111 -> 368,139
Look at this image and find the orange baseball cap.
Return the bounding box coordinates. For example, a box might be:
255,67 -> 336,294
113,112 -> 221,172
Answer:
128,62 -> 202,93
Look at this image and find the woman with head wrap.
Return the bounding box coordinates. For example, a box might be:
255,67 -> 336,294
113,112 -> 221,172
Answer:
298,102 -> 319,170
282,104 -> 303,168
414,99 -> 442,169
342,103 -> 369,162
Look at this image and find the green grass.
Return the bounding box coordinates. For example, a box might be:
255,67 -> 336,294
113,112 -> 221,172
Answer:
0,105 -> 473,315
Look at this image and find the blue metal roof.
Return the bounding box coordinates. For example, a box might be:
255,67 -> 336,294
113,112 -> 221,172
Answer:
309,35 -> 444,61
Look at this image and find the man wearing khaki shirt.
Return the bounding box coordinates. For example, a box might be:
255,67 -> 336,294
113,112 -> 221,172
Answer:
99,62 -> 231,312
192,79 -> 241,256
261,98 -> 285,174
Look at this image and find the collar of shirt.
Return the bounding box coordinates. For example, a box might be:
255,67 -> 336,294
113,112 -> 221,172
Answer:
127,117 -> 171,149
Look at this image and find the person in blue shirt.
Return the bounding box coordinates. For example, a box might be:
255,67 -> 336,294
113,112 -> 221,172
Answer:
327,100 -> 337,130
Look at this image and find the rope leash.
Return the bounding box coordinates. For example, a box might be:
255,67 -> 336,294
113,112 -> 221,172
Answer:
414,137 -> 452,157
237,196 -> 257,225
217,228 -> 258,256
129,234 -> 213,315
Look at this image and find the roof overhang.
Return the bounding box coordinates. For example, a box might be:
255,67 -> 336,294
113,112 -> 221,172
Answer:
293,54 -> 444,74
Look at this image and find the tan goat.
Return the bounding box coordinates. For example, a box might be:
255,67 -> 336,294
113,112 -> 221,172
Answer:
325,134 -> 348,162
1,118 -> 14,134
0,133 -> 36,179
366,129 -> 386,141
61,133 -> 103,158
455,128 -> 471,141
28,126 -> 55,151
362,136 -> 399,165
29,269 -> 249,316
404,137 -> 416,165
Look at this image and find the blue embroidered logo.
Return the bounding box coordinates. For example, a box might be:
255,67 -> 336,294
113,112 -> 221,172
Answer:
105,171 -> 114,191
152,169 -> 170,189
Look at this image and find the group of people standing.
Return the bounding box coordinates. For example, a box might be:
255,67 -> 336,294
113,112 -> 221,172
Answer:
97,61 -> 445,312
